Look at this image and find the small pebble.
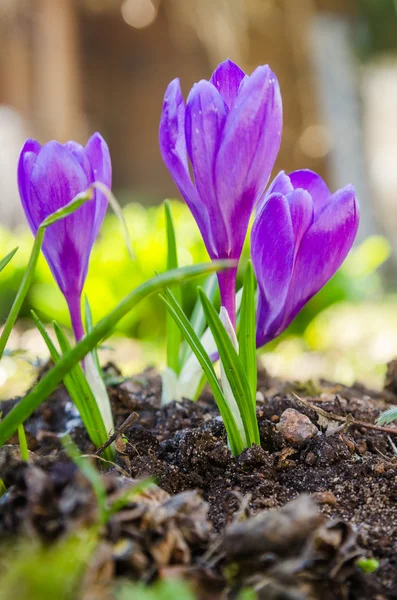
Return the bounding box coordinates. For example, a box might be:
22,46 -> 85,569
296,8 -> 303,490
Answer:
305,451 -> 317,466
311,491 -> 337,506
277,408 -> 318,446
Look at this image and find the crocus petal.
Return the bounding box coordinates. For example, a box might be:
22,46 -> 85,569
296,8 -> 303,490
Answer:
286,187 -> 314,252
18,139 -> 42,234
210,59 -> 246,109
159,78 -> 212,253
84,132 -> 112,241
265,170 -> 294,198
215,65 -> 282,258
251,193 -> 294,347
288,169 -> 331,217
185,80 -> 229,257
281,185 -> 359,332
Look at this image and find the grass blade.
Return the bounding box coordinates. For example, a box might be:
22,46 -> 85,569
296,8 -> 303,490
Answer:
31,311 -> 113,461
238,261 -> 257,408
164,200 -> 182,374
17,424 -> 28,461
377,406 -> 397,425
161,288 -> 245,456
0,189 -> 94,360
93,182 -> 134,261
84,295 -> 101,375
0,260 -> 232,447
61,434 -> 109,525
179,272 -> 218,368
0,247 -> 18,273
199,288 -> 260,446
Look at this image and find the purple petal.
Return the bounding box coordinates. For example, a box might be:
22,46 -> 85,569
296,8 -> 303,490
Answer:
281,185 -> 359,332
185,80 -> 229,257
286,187 -> 314,251
266,170 -> 294,198
288,169 -> 331,217
159,78 -> 213,253
84,132 -> 112,242
215,65 -> 282,259
210,59 -> 246,109
251,193 -> 294,347
18,139 -> 42,234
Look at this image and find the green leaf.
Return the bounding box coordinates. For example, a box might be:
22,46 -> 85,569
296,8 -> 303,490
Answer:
238,261 -> 257,409
164,200 -> 182,374
356,557 -> 379,574
61,434 -> 109,525
93,182 -> 135,261
17,424 -> 29,461
0,189 -> 95,360
84,295 -> 101,375
53,321 -> 114,458
199,288 -> 260,447
31,311 -> 113,461
0,247 -> 18,273
0,260 -> 232,447
179,272 -> 218,368
161,288 -> 245,456
377,405 -> 397,425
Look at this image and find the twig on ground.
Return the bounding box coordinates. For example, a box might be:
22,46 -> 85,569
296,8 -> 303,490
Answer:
94,412 -> 138,456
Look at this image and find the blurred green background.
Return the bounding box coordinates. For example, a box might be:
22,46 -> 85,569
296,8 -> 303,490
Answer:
1,0 -> 397,395
0,200 -> 392,397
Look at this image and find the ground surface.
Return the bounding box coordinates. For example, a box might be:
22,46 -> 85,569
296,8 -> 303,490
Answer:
0,363 -> 396,599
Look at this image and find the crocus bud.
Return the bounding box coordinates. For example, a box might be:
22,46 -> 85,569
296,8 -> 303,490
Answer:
251,170 -> 359,347
18,132 -> 111,342
159,59 -> 282,326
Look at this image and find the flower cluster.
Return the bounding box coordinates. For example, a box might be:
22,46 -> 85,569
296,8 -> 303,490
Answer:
7,58 -> 360,458
160,59 -> 359,343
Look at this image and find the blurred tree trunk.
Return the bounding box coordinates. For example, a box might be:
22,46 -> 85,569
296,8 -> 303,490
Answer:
33,0 -> 87,142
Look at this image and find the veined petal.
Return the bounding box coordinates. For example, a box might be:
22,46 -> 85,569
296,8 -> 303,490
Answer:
28,142 -> 94,295
286,188 -> 314,252
281,184 -> 359,332
210,59 -> 246,109
216,65 -> 282,259
289,169 -> 331,217
251,193 -> 294,347
185,80 -> 229,257
159,78 -> 212,253
266,170 -> 294,198
85,132 -> 112,241
18,139 -> 42,234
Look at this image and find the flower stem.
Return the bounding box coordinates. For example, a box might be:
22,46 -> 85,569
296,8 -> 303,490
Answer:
68,293 -> 85,343
217,267 -> 237,328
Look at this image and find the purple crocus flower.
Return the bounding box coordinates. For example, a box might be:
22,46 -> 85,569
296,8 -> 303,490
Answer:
18,132 -> 111,342
251,169 -> 359,347
159,59 -> 282,326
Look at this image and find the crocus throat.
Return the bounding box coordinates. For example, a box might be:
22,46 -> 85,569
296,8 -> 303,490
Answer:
217,267 -> 237,329
68,293 -> 85,343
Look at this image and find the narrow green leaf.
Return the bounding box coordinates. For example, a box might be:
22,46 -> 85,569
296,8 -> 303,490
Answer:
93,182 -> 134,261
53,322 -> 114,460
179,272 -> 217,368
0,189 -> 94,360
164,200 -> 182,374
238,261 -> 257,409
31,311 -> 113,461
161,288 -> 245,456
0,261 -> 232,447
84,295 -> 101,375
377,405 -> 397,425
17,424 -> 29,461
61,434 -> 109,525
0,247 -> 18,273
199,289 -> 260,446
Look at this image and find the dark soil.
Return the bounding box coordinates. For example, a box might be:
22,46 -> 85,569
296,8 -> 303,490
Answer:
1,362 -> 397,599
